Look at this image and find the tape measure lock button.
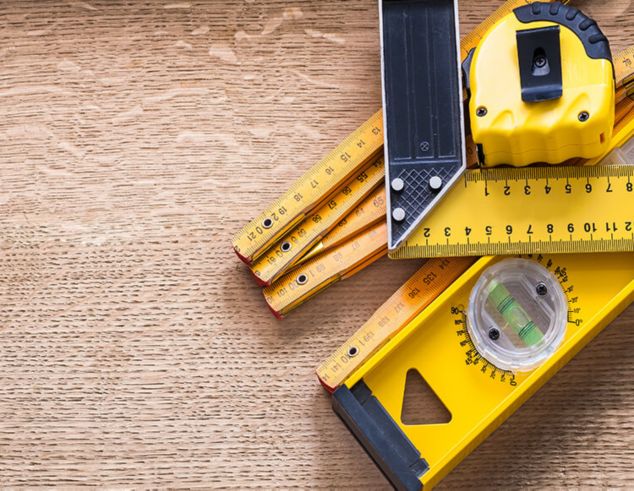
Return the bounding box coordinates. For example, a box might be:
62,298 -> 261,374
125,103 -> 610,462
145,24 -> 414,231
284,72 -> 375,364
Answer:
467,258 -> 568,372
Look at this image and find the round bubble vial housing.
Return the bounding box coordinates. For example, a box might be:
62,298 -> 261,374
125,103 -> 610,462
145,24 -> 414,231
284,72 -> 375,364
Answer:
467,258 -> 568,372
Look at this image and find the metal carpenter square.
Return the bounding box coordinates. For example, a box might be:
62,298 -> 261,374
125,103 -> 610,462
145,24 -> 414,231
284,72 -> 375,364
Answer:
380,0 -> 467,250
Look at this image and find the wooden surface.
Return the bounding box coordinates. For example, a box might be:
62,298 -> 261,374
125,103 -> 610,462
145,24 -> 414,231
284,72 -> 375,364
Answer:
0,0 -> 632,488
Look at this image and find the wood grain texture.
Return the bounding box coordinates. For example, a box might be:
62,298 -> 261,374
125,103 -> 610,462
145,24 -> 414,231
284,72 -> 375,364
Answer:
0,0 -> 632,488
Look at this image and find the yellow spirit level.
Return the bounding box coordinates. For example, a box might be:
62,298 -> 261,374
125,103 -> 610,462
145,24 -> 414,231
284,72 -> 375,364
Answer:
332,252 -> 633,490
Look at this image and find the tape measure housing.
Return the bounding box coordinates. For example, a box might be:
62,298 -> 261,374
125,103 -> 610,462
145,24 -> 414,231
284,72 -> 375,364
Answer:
467,2 -> 615,166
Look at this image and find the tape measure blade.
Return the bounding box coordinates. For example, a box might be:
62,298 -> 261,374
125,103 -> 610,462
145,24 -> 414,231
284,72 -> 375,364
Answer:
249,158 -> 385,286
316,256 -> 476,392
393,164 -> 634,259
231,110 -> 384,263
263,222 -> 387,318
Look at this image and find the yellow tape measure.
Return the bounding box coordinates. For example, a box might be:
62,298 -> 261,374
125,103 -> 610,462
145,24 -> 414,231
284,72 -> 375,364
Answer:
316,256 -> 476,392
263,222 -> 387,318
332,252 -> 634,489
250,158 -> 384,286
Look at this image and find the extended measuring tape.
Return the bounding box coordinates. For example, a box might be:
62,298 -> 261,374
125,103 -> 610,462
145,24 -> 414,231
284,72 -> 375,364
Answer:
331,252 -> 634,490
232,0 -> 546,265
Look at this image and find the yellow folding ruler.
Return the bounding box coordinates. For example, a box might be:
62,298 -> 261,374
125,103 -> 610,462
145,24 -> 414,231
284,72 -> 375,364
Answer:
232,111 -> 383,264
264,221 -> 387,318
249,157 -> 384,286
295,186 -> 386,266
331,252 -> 633,490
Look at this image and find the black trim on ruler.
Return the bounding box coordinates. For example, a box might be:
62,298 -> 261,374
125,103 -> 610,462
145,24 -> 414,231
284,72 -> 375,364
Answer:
332,380 -> 428,491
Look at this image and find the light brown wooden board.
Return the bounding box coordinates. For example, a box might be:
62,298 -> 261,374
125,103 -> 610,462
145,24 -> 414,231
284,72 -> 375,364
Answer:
0,0 -> 631,488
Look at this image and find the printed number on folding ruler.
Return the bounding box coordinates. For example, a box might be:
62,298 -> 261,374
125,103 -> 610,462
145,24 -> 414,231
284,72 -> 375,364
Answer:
296,186 -> 386,267
232,111 -> 383,264
332,252 -> 634,490
316,256 -> 476,391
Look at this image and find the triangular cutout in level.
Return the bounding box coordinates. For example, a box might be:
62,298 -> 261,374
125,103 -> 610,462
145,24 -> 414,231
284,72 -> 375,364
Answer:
401,369 -> 452,425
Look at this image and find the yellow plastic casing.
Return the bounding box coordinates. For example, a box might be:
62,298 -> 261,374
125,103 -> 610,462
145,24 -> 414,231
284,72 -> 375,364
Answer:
469,17 -> 615,167
340,252 -> 634,489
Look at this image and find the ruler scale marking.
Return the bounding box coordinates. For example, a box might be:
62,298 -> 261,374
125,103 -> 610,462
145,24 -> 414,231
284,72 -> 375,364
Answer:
250,158 -> 385,286
232,111 -> 384,263
394,163 -> 634,259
